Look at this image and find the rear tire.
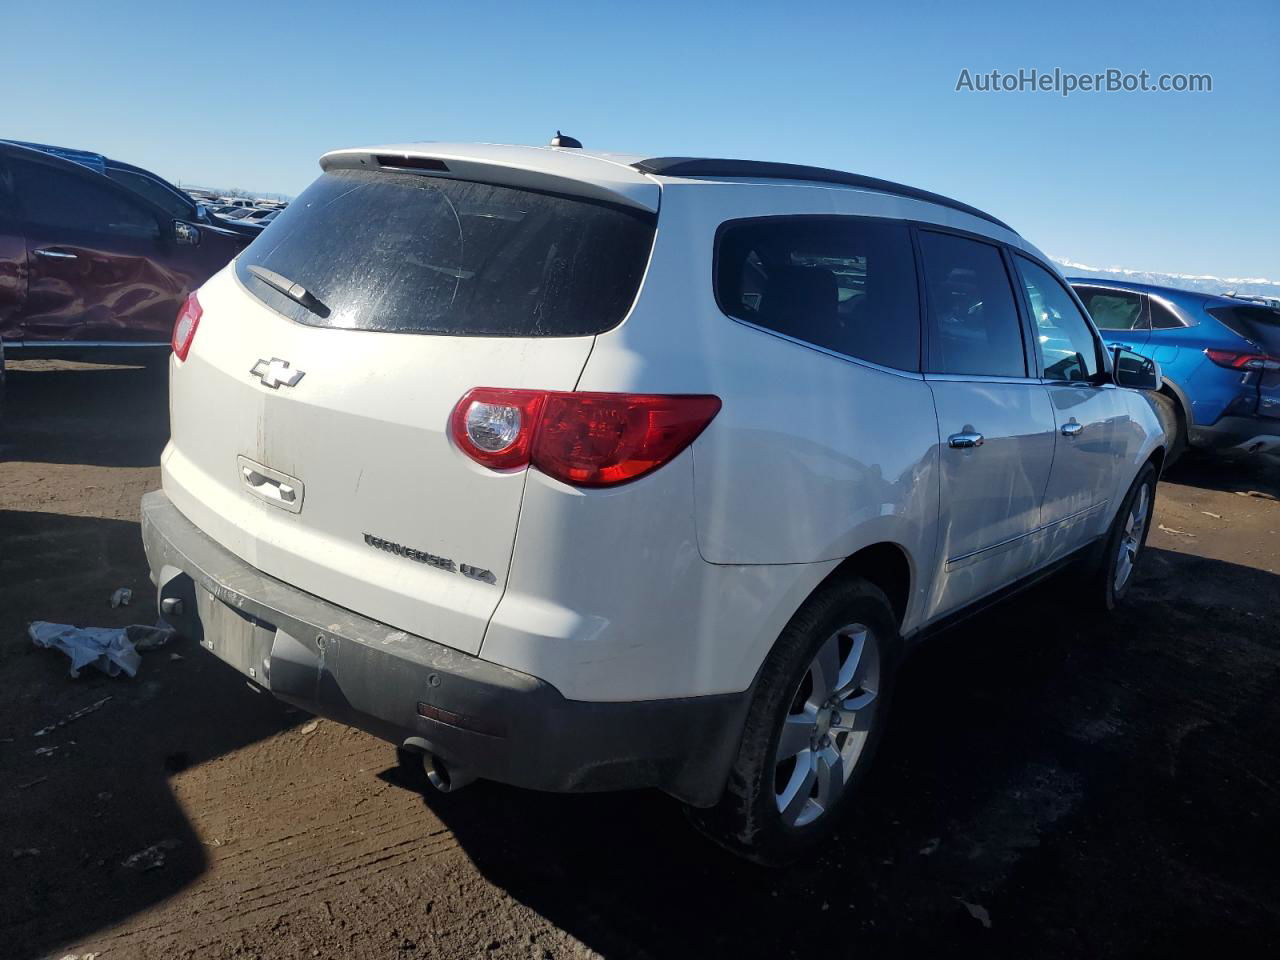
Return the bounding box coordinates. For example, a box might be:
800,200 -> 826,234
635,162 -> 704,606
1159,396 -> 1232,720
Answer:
687,577 -> 901,865
1150,392 -> 1186,467
1086,462 -> 1157,615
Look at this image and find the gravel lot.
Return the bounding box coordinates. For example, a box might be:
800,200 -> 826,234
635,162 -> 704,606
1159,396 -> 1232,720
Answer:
2,359 -> 1278,959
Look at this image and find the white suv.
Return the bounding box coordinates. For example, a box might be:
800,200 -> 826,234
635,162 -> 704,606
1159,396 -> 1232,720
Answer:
142,142 -> 1165,863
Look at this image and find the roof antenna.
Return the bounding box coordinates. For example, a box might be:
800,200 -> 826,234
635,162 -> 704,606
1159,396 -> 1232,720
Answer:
550,130 -> 582,149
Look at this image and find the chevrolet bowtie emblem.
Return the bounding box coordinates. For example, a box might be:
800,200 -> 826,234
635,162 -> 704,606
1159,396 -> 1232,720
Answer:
250,358 -> 305,389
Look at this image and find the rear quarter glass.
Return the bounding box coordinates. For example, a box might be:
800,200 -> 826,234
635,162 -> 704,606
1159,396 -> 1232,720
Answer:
234,169 -> 656,337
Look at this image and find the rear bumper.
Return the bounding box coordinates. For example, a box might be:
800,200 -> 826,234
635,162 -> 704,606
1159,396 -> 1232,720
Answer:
1189,416 -> 1280,454
140,490 -> 747,806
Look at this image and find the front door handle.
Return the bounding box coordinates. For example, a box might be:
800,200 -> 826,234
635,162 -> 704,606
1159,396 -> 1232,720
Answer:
948,431 -> 985,449
34,248 -> 78,260
1112,343 -> 1132,351
1061,419 -> 1084,437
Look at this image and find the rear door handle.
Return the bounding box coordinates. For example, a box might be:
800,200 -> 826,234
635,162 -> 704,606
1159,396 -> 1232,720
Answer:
1061,419 -> 1083,437
34,248 -> 78,260
948,431 -> 985,449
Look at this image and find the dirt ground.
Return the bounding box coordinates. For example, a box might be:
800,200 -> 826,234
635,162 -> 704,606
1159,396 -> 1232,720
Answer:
2,359 -> 1278,960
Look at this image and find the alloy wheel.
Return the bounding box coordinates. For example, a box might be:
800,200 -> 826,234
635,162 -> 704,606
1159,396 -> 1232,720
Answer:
1115,481 -> 1151,592
773,623 -> 881,828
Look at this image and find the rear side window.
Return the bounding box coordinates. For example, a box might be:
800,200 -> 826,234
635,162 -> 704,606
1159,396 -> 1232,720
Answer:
715,217 -> 920,370
918,231 -> 1025,377
1076,286 -> 1148,330
1209,304 -> 1280,356
236,169 -> 656,337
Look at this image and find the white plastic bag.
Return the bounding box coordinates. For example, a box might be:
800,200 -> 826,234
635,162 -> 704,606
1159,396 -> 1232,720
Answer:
29,621 -> 146,678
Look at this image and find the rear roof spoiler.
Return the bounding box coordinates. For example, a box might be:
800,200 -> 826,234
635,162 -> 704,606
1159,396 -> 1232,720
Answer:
320,144 -> 660,213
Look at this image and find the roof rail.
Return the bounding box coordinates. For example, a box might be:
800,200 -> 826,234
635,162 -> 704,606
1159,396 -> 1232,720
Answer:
632,157 -> 1013,233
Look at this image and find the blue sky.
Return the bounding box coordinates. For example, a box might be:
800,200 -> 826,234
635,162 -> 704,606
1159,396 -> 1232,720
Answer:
5,0 -> 1276,277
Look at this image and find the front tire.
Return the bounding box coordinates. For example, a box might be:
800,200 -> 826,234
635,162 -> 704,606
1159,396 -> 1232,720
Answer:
1150,392 -> 1186,467
688,578 -> 901,865
1088,461 -> 1157,614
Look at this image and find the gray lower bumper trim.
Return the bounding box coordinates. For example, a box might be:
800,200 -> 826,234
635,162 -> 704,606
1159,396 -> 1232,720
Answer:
1190,415 -> 1280,452
139,490 -> 748,806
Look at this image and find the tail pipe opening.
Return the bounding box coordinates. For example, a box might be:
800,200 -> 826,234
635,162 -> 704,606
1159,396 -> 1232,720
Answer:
400,738 -> 475,793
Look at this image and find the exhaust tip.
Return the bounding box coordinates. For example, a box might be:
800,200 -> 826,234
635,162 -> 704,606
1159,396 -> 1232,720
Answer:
424,754 -> 458,792
399,738 -> 475,793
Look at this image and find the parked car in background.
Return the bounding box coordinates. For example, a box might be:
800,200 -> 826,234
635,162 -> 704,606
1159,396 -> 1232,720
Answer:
1070,278 -> 1280,460
0,141 -> 250,363
143,141 -> 1167,864
3,140 -> 263,242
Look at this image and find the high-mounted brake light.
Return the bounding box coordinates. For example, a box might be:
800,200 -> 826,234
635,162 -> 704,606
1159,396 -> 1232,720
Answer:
172,291 -> 202,361
1204,348 -> 1280,371
451,388 -> 722,487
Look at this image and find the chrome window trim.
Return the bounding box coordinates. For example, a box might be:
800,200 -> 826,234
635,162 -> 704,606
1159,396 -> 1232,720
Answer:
922,372 -> 1038,385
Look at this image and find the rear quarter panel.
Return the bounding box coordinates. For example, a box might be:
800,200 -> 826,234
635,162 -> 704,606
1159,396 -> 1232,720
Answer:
575,179 -> 948,648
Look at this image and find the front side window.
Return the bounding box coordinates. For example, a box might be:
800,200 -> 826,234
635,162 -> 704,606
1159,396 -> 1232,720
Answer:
1015,256 -> 1101,382
715,216 -> 921,370
9,157 -> 159,240
105,168 -> 193,221
236,169 -> 656,337
918,231 -> 1026,377
0,159 -> 17,220
1076,286 -> 1148,331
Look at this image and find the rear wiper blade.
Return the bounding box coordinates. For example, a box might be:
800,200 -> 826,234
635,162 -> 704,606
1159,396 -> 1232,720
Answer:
247,265 -> 330,318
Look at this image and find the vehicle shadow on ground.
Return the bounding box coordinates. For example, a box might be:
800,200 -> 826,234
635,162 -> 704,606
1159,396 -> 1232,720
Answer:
1164,450 -> 1280,499
0,362 -> 169,468
0,510 -> 300,959
391,547 -> 1280,958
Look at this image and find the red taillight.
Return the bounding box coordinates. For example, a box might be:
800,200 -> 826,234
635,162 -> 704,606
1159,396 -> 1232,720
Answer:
1205,348 -> 1280,371
172,291 -> 202,361
450,388 -> 722,487
450,388 -> 545,470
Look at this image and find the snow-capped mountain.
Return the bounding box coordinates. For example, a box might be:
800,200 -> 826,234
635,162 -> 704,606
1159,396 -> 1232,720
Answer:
1052,257 -> 1280,300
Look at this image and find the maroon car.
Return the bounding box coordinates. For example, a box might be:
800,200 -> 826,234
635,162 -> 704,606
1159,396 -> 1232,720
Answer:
0,141 -> 248,364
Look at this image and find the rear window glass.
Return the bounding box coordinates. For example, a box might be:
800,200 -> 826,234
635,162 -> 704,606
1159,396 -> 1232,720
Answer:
715,217 -> 921,370
235,169 -> 656,337
1209,305 -> 1280,356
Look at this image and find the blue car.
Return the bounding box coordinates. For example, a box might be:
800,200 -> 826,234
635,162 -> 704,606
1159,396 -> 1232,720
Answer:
1068,278 -> 1280,461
